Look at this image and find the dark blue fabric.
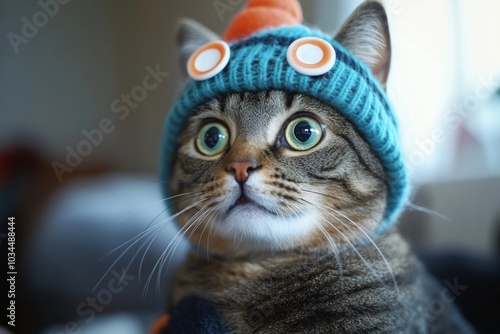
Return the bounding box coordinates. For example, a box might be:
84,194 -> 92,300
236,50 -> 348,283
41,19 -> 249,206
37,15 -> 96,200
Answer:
162,296 -> 228,334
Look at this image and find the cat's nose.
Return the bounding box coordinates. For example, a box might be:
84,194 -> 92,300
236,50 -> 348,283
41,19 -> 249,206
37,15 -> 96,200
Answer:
227,160 -> 259,183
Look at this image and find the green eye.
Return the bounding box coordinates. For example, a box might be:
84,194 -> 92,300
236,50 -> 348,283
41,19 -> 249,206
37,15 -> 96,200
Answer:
196,122 -> 229,156
284,116 -> 323,151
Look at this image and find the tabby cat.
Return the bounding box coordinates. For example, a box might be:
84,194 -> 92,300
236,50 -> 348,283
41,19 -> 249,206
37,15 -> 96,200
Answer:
162,1 -> 475,333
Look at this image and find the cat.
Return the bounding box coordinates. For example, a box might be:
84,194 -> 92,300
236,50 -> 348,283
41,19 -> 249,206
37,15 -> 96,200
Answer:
160,1 -> 475,333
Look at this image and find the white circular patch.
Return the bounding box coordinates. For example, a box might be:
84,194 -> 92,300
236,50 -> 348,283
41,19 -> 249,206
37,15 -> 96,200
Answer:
194,48 -> 221,72
188,40 -> 230,81
296,43 -> 323,65
286,37 -> 336,76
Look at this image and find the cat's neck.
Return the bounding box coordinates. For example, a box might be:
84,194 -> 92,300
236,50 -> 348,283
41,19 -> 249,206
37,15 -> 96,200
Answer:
186,228 -> 405,264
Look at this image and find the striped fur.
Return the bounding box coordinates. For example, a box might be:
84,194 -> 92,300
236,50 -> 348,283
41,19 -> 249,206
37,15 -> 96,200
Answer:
172,231 -> 471,333
168,91 -> 473,333
170,91 -> 387,255
166,2 -> 475,332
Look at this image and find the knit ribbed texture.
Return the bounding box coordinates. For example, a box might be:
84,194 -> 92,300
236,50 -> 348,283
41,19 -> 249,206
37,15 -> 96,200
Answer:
161,25 -> 408,234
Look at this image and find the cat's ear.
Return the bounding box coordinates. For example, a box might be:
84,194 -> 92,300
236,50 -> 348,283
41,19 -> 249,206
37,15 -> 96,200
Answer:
335,1 -> 391,88
176,18 -> 220,78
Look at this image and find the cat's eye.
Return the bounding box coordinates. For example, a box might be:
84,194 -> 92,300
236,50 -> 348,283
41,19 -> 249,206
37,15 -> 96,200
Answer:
284,116 -> 323,151
196,122 -> 230,156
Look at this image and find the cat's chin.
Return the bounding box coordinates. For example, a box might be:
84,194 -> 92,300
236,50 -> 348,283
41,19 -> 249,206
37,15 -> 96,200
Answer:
227,195 -> 277,216
215,204 -> 318,251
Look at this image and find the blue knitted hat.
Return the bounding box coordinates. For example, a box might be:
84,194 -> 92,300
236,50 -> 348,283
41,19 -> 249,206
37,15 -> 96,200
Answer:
161,7 -> 408,234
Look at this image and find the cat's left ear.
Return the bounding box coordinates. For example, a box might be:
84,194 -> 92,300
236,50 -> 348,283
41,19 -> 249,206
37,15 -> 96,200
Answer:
176,18 -> 220,78
335,1 -> 391,88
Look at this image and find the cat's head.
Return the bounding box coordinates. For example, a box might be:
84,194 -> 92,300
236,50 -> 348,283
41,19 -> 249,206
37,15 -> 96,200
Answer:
162,1 -> 408,256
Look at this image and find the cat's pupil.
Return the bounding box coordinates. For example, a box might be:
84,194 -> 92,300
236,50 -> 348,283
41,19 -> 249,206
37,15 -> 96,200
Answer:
294,121 -> 313,142
204,126 -> 220,148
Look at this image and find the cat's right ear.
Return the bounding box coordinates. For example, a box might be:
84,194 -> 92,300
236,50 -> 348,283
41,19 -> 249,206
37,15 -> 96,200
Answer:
334,1 -> 392,88
176,19 -> 220,78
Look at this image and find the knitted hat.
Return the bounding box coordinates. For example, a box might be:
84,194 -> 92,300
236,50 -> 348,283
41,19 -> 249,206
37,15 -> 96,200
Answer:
161,0 -> 408,234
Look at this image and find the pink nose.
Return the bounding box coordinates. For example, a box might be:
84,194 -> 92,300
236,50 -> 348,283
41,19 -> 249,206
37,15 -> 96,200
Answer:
227,160 -> 258,183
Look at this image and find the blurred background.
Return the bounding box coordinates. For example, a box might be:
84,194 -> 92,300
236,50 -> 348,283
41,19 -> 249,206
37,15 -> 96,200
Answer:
1,0 -> 499,333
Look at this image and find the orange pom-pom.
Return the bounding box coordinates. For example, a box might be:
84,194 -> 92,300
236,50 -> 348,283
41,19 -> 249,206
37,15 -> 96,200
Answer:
246,0 -> 302,21
223,0 -> 303,42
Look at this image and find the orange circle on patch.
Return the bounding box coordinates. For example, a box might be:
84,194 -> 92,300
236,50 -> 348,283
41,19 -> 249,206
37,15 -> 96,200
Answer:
286,37 -> 336,76
187,40 -> 230,81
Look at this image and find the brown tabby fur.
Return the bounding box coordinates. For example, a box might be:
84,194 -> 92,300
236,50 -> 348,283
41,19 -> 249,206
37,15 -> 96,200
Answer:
165,2 -> 475,333
171,231 -> 469,333
170,92 -> 387,255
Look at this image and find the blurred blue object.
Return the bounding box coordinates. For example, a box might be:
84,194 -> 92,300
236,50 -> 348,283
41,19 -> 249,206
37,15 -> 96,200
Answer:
23,173 -> 188,333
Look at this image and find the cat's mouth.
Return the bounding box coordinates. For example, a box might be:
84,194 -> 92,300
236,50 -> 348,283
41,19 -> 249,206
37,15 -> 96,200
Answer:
236,195 -> 251,205
227,195 -> 277,216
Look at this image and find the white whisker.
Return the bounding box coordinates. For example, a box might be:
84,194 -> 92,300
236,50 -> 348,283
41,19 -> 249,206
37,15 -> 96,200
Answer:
314,201 -> 399,294
142,198 -> 210,298
112,191 -> 202,226
407,202 -> 450,222
299,198 -> 393,292
93,223 -> 164,291
287,201 -> 344,280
